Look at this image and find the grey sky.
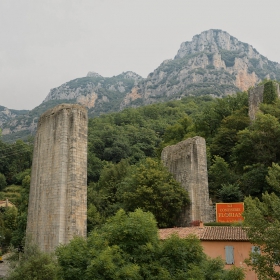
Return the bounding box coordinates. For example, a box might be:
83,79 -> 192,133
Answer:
0,0 -> 280,110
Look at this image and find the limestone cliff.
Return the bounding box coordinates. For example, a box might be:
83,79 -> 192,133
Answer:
2,29 -> 280,142
121,29 -> 280,109
1,71 -> 142,141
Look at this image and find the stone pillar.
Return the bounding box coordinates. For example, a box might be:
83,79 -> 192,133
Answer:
161,136 -> 211,226
248,82 -> 280,121
26,104 -> 88,252
248,85 -> 264,121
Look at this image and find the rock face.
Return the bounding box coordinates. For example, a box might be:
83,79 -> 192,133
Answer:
124,29 -> 280,109
248,82 -> 280,121
0,106 -> 29,129
0,72 -> 142,141
2,29 -> 280,142
26,104 -> 88,252
161,136 -> 212,226
43,71 -> 142,104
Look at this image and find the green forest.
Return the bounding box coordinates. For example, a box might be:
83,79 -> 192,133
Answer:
1,80 -> 280,279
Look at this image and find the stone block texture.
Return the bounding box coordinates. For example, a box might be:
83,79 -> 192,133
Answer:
249,83 -> 280,121
248,84 -> 264,121
26,104 -> 88,252
161,136 -> 212,226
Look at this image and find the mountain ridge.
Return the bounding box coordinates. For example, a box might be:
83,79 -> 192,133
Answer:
2,29 -> 280,142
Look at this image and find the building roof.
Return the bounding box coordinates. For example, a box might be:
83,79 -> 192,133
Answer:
159,227 -> 204,240
201,226 -> 248,241
0,199 -> 15,208
158,226 -> 249,241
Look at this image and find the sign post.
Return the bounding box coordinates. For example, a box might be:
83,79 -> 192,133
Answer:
216,202 -> 244,223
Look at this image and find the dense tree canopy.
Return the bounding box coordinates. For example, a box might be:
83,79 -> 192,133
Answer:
2,81 -> 280,280
56,209 -> 244,280
243,193 -> 280,280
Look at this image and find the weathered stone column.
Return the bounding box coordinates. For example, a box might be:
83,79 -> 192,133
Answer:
248,82 -> 280,121
161,136 -> 211,226
26,104 -> 88,252
248,85 -> 264,121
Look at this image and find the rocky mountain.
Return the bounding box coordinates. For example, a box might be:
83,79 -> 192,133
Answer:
121,29 -> 280,109
2,29 -> 280,142
1,71 -> 142,142
0,106 -> 28,127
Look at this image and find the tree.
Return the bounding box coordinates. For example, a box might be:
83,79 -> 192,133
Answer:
0,173 -> 7,190
6,242 -> 61,280
263,81 -> 278,104
117,158 -> 190,228
266,163 -> 280,194
208,156 -> 234,198
57,209 -> 245,280
161,115 -> 196,146
87,160 -> 131,223
239,164 -> 270,197
217,184 -> 243,202
210,111 -> 249,162
243,193 -> 280,279
233,113 -> 280,168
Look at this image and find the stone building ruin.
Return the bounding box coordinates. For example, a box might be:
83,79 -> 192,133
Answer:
26,104 -> 88,252
161,136 -> 213,226
249,82 -> 280,121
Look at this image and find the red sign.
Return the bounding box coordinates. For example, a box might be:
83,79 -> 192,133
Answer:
216,203 -> 244,223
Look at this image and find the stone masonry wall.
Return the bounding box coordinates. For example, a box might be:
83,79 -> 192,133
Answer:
248,84 -> 264,121
26,104 -> 88,252
161,136 -> 212,226
249,82 -> 280,121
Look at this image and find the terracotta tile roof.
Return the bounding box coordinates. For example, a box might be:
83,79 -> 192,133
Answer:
158,226 -> 249,241
158,227 -> 204,240
201,226 -> 248,241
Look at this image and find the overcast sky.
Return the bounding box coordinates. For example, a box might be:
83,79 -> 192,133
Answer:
1,0 -> 280,110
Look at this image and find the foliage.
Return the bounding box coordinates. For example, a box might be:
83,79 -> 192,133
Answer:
238,164 -> 270,197
263,81 -> 277,104
0,173 -> 7,190
87,159 -> 131,225
243,193 -> 280,280
220,50 -> 240,67
217,184 -> 244,202
233,113 -> 280,167
160,115 -> 196,149
0,140 -> 33,185
208,156 -> 233,198
117,158 -> 190,228
6,242 -> 61,280
89,158 -> 189,228
0,206 -> 18,248
57,209 -> 244,280
3,82 -> 280,254
266,163 -> 280,194
210,111 -> 249,161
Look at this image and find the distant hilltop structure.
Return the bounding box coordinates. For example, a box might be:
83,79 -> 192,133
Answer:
26,104 -> 88,252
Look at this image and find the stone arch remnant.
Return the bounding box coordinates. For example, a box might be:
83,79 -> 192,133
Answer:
26,104 -> 88,252
161,136 -> 212,226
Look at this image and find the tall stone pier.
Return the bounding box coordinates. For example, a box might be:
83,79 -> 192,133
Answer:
248,84 -> 264,121
249,82 -> 280,121
161,136 -> 211,226
26,104 -> 88,252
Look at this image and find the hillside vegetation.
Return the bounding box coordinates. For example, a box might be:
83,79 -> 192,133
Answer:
0,81 -> 280,242
1,81 -> 280,279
